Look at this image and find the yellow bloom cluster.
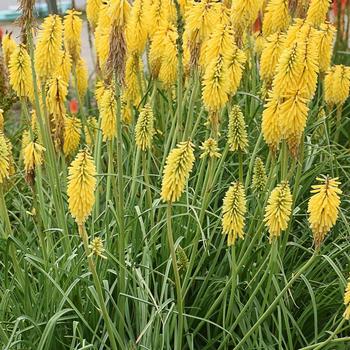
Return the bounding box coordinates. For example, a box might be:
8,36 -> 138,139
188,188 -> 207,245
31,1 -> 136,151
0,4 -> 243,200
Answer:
64,9 -> 82,62
199,138 -> 221,159
308,176 -> 341,248
264,182 -> 293,241
252,157 -> 267,193
324,65 -> 350,106
0,132 -> 10,184
35,15 -> 63,81
202,23 -> 246,112
306,0 -> 331,27
88,237 -> 107,259
2,32 -> 17,66
67,149 -> 97,224
261,18 -> 323,155
262,0 -> 290,37
9,45 -> 33,100
222,181 -> 247,246
23,141 -> 45,180
227,105 -> 248,153
149,23 -> 178,86
100,87 -> 117,141
135,104 -> 154,151
75,58 -> 88,99
64,116 -> 81,156
161,141 -> 195,203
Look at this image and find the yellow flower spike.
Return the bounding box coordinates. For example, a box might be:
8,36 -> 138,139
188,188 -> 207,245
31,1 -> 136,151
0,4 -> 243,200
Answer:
343,277 -> 350,320
272,42 -> 304,98
35,15 -> 63,81
5,138 -> 15,178
324,65 -> 350,106
262,0 -> 290,37
262,95 -> 282,151
202,56 -> 229,112
185,0 -> 221,42
260,32 -> 286,82
146,0 -> 176,38
75,57 -> 88,99
227,105 -> 249,153
308,176 -> 341,248
161,141 -> 195,203
64,115 -> 81,156
46,76 -> 68,118
0,132 -> 10,184
67,149 -> 97,225
100,87 -> 117,141
296,25 -> 320,100
135,104 -> 154,151
252,157 -> 267,193
95,1 -> 112,71
9,45 -> 34,100
126,0 -> 148,54
2,32 -> 17,66
88,237 -> 107,259
226,45 -> 246,96
199,138 -> 221,159
306,0 -> 331,27
64,9 -> 82,63
149,23 -> 178,83
222,181 -> 247,246
46,76 -> 68,150
284,18 -> 305,48
125,54 -> 143,106
279,89 -> 309,156
318,23 -> 336,73
23,141 -> 45,184
108,0 -> 130,28
203,23 -> 234,63
264,181 -> 293,241
55,50 -> 72,84
231,0 -> 262,36
86,0 -> 102,29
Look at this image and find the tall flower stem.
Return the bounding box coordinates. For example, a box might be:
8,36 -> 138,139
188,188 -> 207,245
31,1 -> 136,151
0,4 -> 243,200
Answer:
225,245 -> 237,325
78,224 -> 120,350
142,151 -> 153,226
238,150 -> 244,183
114,80 -> 126,343
167,203 -> 184,350
334,104 -> 342,143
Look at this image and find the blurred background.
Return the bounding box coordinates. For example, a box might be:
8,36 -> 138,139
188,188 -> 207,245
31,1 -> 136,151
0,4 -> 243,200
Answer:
0,0 -> 93,69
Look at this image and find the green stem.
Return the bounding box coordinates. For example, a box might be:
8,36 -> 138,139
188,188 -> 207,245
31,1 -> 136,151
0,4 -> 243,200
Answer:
142,151 -> 153,226
114,81 -> 126,343
78,225 -> 120,350
238,151 -> 243,183
166,204 -> 184,350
